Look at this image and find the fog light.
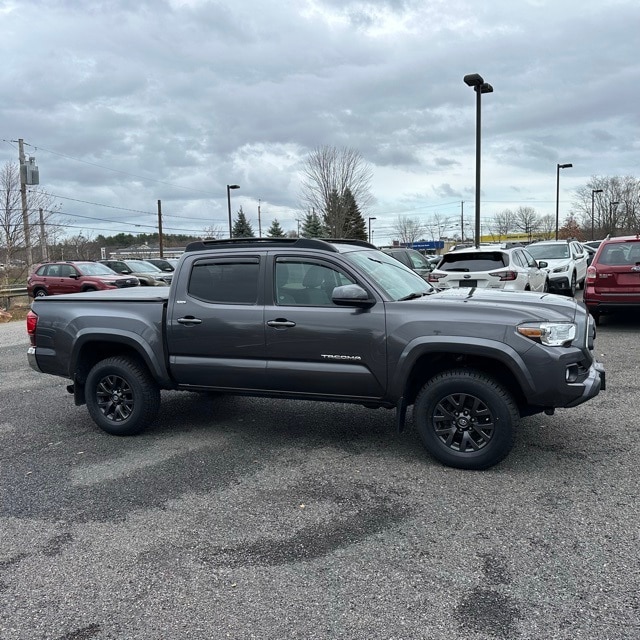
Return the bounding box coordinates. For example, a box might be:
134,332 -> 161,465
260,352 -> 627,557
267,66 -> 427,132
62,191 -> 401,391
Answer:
566,364 -> 579,383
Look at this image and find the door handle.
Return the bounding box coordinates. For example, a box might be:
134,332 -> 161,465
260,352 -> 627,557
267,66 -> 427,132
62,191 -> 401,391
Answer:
267,319 -> 296,328
177,316 -> 202,325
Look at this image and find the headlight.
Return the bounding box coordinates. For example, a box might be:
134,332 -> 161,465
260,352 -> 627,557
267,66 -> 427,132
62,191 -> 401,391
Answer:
552,264 -> 569,273
517,322 -> 576,346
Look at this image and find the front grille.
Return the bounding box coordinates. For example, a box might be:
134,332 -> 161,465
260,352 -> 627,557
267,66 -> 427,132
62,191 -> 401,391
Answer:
115,279 -> 138,288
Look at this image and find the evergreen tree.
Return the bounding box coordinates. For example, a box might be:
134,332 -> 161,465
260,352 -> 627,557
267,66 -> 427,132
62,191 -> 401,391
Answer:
267,219 -> 286,237
301,211 -> 324,238
232,207 -> 255,238
342,188 -> 367,240
323,189 -> 343,237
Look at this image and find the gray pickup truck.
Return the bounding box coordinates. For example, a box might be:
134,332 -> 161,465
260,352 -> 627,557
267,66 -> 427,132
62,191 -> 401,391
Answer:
27,238 -> 605,470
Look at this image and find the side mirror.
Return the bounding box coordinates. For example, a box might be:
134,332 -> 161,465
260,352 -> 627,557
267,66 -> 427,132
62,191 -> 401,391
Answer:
537,260 -> 548,269
332,284 -> 375,307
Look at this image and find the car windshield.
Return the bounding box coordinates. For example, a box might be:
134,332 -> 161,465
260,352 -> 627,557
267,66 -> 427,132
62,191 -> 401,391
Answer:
527,244 -> 570,260
126,260 -> 162,272
344,249 -> 435,300
79,263 -> 120,276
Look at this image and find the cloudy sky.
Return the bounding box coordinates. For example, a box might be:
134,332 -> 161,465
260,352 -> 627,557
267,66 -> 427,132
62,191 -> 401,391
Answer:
2,0 -> 639,246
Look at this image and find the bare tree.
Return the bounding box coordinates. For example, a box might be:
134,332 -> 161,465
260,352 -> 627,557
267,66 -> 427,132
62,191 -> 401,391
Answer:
0,162 -> 60,275
392,215 -> 425,245
299,146 -> 373,237
513,206 -> 540,242
488,209 -> 516,240
572,176 -> 640,237
538,214 -> 555,240
0,163 -> 22,281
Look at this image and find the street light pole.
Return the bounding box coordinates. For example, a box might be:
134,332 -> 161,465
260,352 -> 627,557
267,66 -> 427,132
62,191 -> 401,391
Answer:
609,201 -> 619,236
555,163 -> 573,241
591,189 -> 603,240
226,184 -> 240,238
463,74 -> 493,249
368,217 -> 377,244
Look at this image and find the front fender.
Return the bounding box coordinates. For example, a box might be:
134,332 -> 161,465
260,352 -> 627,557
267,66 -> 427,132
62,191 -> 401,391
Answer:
389,336 -> 535,400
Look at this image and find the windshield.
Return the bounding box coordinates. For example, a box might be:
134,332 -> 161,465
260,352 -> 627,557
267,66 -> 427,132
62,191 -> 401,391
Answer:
79,263 -> 122,276
126,260 -> 162,272
344,249 -> 435,300
527,244 -> 570,260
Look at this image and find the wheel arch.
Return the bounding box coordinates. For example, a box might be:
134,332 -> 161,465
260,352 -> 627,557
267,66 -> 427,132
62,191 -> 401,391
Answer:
70,331 -> 172,391
393,338 -> 532,412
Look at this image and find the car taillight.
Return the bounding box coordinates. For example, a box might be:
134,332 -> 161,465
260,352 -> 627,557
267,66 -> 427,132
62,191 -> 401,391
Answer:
428,272 -> 445,282
489,270 -> 517,281
586,266 -> 597,281
26,310 -> 38,346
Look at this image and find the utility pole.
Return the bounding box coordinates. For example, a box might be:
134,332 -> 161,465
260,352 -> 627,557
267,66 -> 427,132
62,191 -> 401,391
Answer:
460,201 -> 464,242
157,200 -> 164,257
258,199 -> 262,237
39,208 -> 48,262
17,139 -> 33,270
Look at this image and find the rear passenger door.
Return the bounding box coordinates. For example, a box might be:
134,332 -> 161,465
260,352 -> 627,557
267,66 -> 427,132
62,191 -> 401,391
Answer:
166,255 -> 267,390
264,254 -> 387,398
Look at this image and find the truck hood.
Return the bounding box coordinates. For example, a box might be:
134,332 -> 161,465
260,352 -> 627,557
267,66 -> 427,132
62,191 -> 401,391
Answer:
424,287 -> 578,322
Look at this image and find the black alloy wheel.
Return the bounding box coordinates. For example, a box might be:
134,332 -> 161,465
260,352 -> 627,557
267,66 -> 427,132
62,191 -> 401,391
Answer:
414,369 -> 518,470
85,356 -> 160,435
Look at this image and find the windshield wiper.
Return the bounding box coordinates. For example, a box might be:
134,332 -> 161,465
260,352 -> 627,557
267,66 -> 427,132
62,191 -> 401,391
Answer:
398,292 -> 429,301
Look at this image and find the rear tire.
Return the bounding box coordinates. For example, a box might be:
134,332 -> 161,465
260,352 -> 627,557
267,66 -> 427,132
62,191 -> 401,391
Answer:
34,288 -> 47,298
414,369 -> 518,470
85,356 -> 160,435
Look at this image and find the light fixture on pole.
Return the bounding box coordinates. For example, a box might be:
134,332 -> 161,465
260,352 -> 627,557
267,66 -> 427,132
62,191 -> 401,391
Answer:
463,73 -> 493,249
226,184 -> 240,238
368,217 -> 377,244
591,189 -> 603,241
609,200 -> 619,236
555,163 -> 573,240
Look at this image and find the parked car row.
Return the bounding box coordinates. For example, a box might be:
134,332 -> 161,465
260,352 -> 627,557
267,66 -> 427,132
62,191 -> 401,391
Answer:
26,258 -> 175,297
384,239 -> 592,298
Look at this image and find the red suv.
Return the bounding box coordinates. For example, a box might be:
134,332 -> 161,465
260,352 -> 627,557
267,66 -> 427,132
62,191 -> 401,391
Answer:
27,261 -> 140,297
583,235 -> 640,324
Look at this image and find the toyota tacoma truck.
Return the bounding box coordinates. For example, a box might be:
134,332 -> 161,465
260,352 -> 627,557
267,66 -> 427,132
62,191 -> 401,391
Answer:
26,238 -> 605,470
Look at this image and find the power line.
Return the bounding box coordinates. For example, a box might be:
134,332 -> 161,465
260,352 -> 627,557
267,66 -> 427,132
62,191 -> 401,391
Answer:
7,139 -> 220,197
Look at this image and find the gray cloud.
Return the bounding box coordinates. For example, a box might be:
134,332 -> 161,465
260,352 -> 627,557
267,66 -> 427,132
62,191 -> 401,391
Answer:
1,0 -> 639,243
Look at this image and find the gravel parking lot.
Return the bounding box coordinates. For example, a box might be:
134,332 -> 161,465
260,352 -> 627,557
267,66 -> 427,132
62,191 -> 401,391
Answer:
0,309 -> 638,640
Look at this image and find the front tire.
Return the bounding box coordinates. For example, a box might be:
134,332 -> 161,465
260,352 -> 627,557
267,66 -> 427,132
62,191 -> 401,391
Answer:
85,356 -> 160,435
568,272 -> 577,297
414,369 -> 518,470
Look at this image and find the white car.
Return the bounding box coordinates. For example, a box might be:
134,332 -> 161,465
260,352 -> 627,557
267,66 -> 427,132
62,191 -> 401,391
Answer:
526,240 -> 588,296
428,245 -> 549,292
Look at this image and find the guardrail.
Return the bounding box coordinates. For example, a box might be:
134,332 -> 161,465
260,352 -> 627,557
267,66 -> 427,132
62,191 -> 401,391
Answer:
0,285 -> 29,310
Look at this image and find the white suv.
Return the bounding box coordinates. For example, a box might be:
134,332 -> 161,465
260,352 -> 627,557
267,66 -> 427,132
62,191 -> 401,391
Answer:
428,245 -> 549,292
526,240 -> 588,296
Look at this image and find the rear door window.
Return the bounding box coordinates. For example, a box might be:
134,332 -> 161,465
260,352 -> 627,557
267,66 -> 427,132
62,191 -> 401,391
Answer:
188,258 -> 260,304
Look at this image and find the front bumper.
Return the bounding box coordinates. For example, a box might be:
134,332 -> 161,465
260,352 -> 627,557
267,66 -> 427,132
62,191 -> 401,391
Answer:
548,275 -> 572,292
563,360 -> 605,408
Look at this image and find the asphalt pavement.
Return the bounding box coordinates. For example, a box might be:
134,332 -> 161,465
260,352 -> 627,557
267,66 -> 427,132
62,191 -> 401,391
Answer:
0,309 -> 638,640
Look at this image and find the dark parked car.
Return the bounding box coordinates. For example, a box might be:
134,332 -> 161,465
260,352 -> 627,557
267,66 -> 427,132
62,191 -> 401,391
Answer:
146,258 -> 179,272
99,259 -> 173,286
27,261 -> 139,297
382,248 -> 435,279
583,235 -> 640,324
